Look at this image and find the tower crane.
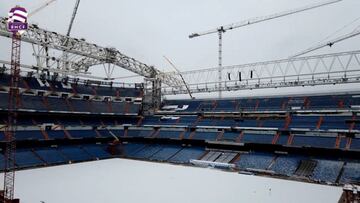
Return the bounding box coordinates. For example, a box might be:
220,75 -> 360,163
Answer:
2,2 -> 55,202
189,0 -> 343,98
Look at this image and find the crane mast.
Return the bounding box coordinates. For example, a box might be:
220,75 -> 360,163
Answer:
2,5 -> 28,202
189,0 -> 343,98
2,2 -> 54,202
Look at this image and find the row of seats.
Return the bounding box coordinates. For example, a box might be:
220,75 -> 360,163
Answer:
119,144 -> 359,184
0,141 -> 357,184
0,93 -> 140,115
0,115 -> 139,126
1,129 -> 358,151
121,143 -> 205,164
234,152 -> 359,184
163,94 -> 360,112
0,144 -> 111,170
0,74 -> 143,97
143,115 -> 358,131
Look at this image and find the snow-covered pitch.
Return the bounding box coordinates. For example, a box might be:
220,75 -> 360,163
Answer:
1,159 -> 342,203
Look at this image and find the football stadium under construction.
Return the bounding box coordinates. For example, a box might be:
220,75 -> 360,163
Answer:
0,0 -> 359,202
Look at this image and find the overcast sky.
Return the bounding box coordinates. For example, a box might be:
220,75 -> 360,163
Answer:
1,0 -> 360,96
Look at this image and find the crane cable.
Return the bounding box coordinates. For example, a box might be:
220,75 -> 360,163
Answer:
307,16 -> 360,49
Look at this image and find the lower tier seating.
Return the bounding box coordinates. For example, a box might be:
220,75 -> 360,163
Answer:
0,142 -> 358,185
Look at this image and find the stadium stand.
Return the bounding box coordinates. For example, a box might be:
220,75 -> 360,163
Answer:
0,73 -> 359,185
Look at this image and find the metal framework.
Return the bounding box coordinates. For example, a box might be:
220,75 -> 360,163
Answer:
0,17 -> 182,87
189,0 -> 343,98
3,33 -> 21,202
162,50 -> 360,95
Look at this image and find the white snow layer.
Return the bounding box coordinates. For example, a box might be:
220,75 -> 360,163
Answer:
0,158 -> 342,203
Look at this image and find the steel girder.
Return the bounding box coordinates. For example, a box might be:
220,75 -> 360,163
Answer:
0,17 -> 182,86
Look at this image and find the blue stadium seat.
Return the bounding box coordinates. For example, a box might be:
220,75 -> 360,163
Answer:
350,138 -> 360,150
82,144 -> 111,159
276,135 -> 289,145
312,160 -> 343,183
20,95 -> 47,111
289,116 -> 319,129
241,133 -> 274,144
16,149 -> 44,168
192,131 -> 218,141
34,148 -> 68,164
15,130 -> 45,140
59,146 -> 93,162
122,143 -> 146,157
221,131 -> 240,142
235,119 -> 258,127
70,99 -> 90,112
127,130 -> 153,137
97,129 -> 123,138
292,135 -> 336,148
90,101 -> 109,113
339,162 -> 360,184
236,152 -> 274,170
128,144 -> 162,159
46,130 -> 66,139
67,130 -> 98,139
168,147 -> 205,163
150,145 -> 182,161
0,93 -> 8,110
156,130 -> 182,139
270,155 -> 301,176
320,116 -> 350,130
261,119 -> 285,128
111,102 -> 125,114
46,97 -> 69,112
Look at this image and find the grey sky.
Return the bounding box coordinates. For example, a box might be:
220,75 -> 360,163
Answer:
1,0 -> 360,82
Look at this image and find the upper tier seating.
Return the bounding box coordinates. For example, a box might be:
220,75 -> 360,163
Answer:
0,74 -> 143,97
143,114 -> 354,132
292,135 -> 336,149
162,93 -> 360,112
0,92 -> 140,115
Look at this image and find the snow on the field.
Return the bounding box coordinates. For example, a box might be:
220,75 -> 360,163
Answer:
1,159 -> 342,203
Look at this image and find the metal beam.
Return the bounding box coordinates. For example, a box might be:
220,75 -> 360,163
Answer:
0,17 -> 183,86
162,50 -> 360,95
